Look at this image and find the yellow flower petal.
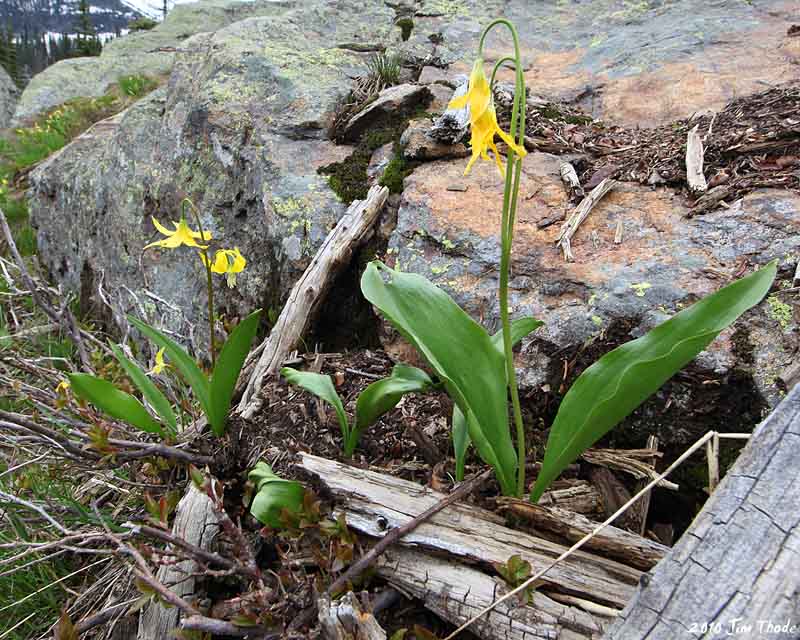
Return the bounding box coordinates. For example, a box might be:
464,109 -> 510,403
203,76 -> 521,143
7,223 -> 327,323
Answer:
145,217 -> 210,251
148,348 -> 167,375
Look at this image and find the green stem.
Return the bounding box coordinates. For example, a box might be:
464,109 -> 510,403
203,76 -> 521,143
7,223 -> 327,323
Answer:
480,19 -> 528,496
183,199 -> 216,367
489,55 -> 516,89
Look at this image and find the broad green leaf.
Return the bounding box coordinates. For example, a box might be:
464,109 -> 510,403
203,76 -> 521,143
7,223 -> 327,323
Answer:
452,405 -> 470,481
128,316 -> 211,421
69,373 -> 165,437
281,368 -> 350,441
248,461 -> 304,528
350,364 -> 433,456
361,261 -> 517,495
531,261 -> 777,502
490,317 -> 543,355
110,344 -> 177,436
209,310 -> 261,436
451,317 -> 542,481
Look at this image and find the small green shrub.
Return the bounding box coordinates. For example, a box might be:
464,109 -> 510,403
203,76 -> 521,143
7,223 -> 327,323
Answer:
366,52 -> 401,88
128,17 -> 158,31
118,74 -> 157,98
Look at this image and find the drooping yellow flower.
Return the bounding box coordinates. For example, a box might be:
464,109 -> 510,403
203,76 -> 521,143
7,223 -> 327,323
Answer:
55,380 -> 70,394
148,348 -> 167,375
201,247 -> 246,288
448,58 -> 527,176
144,217 -> 211,250
448,58 -> 492,122
463,103 -> 527,177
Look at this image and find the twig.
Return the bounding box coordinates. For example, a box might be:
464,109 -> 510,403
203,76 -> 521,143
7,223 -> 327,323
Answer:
181,615 -> 280,638
0,489 -> 73,535
442,430 -> 718,639
326,467 -> 492,596
0,205 -> 92,371
555,178 -> 616,261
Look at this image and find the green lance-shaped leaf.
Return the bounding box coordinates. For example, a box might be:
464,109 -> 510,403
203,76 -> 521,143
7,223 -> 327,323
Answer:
452,317 -> 543,481
350,364 -> 433,456
128,316 -> 211,423
209,309 -> 261,436
281,368 -> 350,442
531,261 -> 777,502
361,261 -> 517,495
110,344 -> 177,436
247,461 -> 304,528
69,373 -> 165,437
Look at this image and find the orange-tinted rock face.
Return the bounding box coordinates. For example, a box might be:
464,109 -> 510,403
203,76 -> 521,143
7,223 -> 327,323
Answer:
386,154 -> 800,423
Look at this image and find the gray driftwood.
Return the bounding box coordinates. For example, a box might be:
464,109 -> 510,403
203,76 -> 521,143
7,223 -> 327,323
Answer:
605,383 -> 800,639
137,485 -> 220,640
297,453 -> 659,639
318,592 -> 387,640
238,185 -> 389,418
556,178 -> 616,261
685,124 -> 708,193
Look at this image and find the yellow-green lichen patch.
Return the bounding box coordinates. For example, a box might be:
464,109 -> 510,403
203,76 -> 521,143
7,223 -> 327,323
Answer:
766,295 -> 793,329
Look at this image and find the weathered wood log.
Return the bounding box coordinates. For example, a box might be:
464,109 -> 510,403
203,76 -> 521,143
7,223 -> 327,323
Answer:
297,454 -> 647,611
237,185 -> 389,418
137,485 -> 220,640
538,480 -> 604,516
496,499 -> 669,571
318,592 -> 387,640
605,383 -> 800,638
378,546 -> 610,640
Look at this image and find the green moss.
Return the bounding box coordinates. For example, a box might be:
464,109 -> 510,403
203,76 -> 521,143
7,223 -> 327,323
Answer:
379,151 -> 410,194
536,104 -> 593,125
395,17 -> 414,41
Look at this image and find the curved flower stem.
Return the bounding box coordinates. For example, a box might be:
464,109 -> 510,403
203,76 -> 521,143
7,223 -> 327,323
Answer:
489,55 -> 516,89
480,19 -> 528,496
183,199 -> 216,367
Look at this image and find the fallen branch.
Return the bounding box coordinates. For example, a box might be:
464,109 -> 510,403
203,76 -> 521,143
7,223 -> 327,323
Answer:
685,123 -> 708,193
555,178 -> 616,261
238,185 -> 389,418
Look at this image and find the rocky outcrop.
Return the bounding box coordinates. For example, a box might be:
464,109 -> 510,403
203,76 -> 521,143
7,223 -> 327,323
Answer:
0,66 -> 19,128
27,0 -> 800,415
13,0 -> 297,124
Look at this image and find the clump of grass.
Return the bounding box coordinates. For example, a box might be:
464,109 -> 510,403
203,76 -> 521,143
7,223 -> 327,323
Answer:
118,74 -> 158,98
366,52 -> 402,88
395,16 -> 414,41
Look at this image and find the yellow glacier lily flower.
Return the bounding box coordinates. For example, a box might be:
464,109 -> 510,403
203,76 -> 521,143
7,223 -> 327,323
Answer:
201,247 -> 246,288
448,58 -> 491,122
144,217 -> 211,250
55,380 -> 70,394
463,103 -> 527,177
148,348 -> 167,375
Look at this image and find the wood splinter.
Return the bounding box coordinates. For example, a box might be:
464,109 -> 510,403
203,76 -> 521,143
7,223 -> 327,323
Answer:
686,123 -> 708,194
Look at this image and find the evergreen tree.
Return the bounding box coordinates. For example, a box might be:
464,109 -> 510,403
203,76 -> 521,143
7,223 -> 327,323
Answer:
74,0 -> 102,57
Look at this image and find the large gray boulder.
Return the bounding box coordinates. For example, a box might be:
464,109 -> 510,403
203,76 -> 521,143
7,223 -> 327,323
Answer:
0,66 -> 18,128
29,0 -> 395,355
13,0 -> 296,125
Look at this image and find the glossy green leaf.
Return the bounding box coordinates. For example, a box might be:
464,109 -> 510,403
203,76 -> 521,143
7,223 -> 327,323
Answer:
350,364 -> 433,456
209,309 -> 261,436
490,317 -> 543,354
452,317 -> 542,481
361,261 -> 517,495
281,368 -> 350,441
69,373 -> 165,437
531,261 -> 777,502
128,316 -> 211,421
110,344 -> 177,436
248,461 -> 304,528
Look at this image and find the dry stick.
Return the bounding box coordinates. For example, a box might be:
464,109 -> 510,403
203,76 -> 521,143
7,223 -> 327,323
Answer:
327,467 -> 493,596
443,430 -> 718,640
181,614 -> 280,638
0,205 -> 92,372
555,178 -> 616,261
237,185 -> 389,417
686,123 -> 708,194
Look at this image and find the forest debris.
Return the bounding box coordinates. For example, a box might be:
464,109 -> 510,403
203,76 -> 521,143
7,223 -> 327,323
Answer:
496,498 -> 669,570
582,447 -> 678,491
237,186 -> 389,418
318,592 -> 387,640
589,467 -> 638,532
298,453 -> 645,609
559,161 -> 585,202
628,436 -> 660,535
706,432 -> 721,493
685,124 -> 708,193
556,178 -> 617,261
538,480 -> 603,516
614,219 -> 623,244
